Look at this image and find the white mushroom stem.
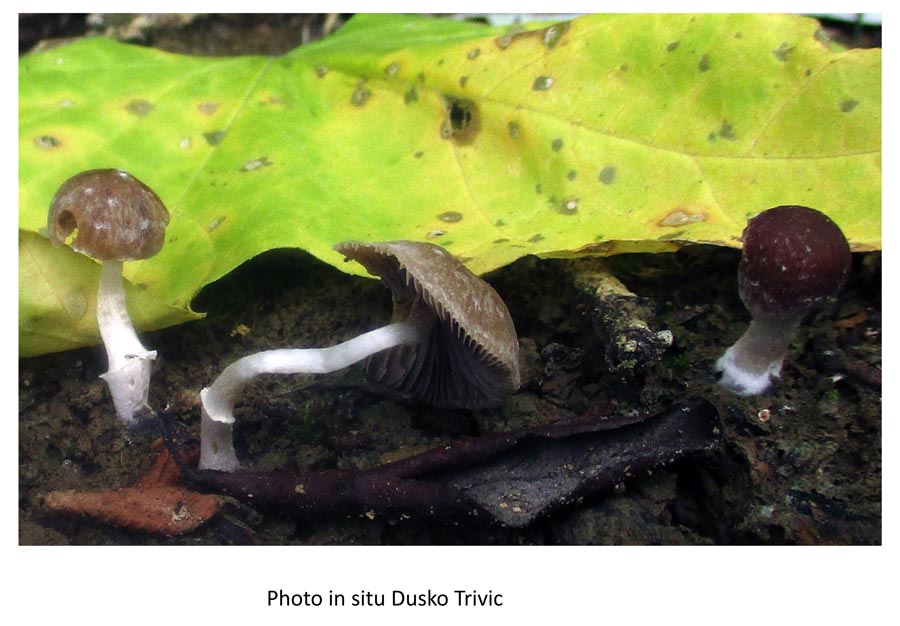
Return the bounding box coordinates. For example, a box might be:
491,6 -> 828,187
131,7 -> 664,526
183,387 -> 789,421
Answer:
199,308 -> 433,471
715,314 -> 801,396
97,260 -> 156,425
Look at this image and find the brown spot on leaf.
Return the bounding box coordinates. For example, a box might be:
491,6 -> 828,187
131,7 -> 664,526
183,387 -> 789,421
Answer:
719,121 -> 736,140
698,54 -> 710,72
315,65 -> 329,77
577,241 -> 616,255
240,156 -> 272,172
34,135 -> 61,149
438,211 -> 463,223
666,40 -> 680,52
557,198 -> 579,215
203,130 -> 227,146
551,137 -> 563,152
508,121 -> 520,139
708,121 -> 737,142
404,86 -> 418,104
198,102 -> 219,115
350,86 -> 372,107
440,96 -> 480,144
658,209 -> 707,227
207,216 -> 226,232
532,76 -> 554,91
772,42 -> 794,62
599,166 -> 616,185
125,99 -> 153,117
467,48 -> 480,60
542,22 -> 570,49
840,99 -> 859,113
495,27 -> 526,50
528,234 -> 545,243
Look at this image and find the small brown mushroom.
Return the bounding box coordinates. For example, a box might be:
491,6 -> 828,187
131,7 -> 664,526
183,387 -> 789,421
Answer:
336,240 -> 520,409
199,240 -> 520,471
47,169 -> 170,424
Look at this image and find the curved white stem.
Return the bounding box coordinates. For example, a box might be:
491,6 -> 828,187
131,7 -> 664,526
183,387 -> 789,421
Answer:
715,314 -> 800,396
97,260 -> 156,425
199,320 -> 427,471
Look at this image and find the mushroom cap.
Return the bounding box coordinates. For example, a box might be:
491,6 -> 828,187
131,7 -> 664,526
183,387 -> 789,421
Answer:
47,169 -> 170,261
738,205 -> 851,319
334,240 -> 521,410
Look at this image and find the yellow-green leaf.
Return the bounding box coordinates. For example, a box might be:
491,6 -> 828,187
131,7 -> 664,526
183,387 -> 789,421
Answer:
19,14 -> 881,356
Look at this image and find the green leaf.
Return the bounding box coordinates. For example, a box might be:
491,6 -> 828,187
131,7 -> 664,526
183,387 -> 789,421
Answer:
19,14 -> 881,356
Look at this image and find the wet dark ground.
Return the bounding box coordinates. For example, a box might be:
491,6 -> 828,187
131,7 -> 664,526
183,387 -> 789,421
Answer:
18,14 -> 881,545
19,246 -> 882,545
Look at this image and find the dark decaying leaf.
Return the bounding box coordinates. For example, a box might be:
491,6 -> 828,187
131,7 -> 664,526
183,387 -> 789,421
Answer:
180,398 -> 720,527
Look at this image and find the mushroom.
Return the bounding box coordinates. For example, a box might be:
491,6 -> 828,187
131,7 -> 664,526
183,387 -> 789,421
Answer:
715,205 -> 851,396
199,240 -> 520,471
47,169 -> 170,425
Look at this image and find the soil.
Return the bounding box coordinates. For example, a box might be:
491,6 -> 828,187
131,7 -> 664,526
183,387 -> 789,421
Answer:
18,15 -> 882,546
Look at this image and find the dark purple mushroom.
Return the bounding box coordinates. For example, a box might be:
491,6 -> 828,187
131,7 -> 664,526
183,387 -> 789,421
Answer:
716,205 -> 851,395
200,240 -> 520,471
47,169 -> 170,424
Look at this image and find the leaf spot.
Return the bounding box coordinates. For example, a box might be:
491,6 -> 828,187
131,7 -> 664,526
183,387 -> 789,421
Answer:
508,121 -> 521,139
718,121 -> 737,140
599,166 -> 617,185
528,234 -> 545,243
203,130 -> 227,146
459,75 -> 469,88
772,42 -> 794,62
384,62 -> 400,77
840,99 -> 859,113
240,156 -> 272,172
426,230 -> 446,239
467,47 -> 481,60
567,170 -> 577,181
63,290 -> 87,320
206,216 -> 226,233
315,65 -> 329,77
543,22 -> 570,49
658,210 -> 707,227
493,237 -> 510,244
535,183 -> 543,194
438,211 -> 463,223
666,40 -> 680,52
551,137 -> 563,152
698,54 -> 711,72
414,150 -> 424,158
198,102 -> 219,115
404,86 -> 418,104
34,135 -> 62,149
532,76 -> 554,91
125,99 -> 153,117
350,86 -> 372,107
557,198 -> 579,215
440,96 -> 479,144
